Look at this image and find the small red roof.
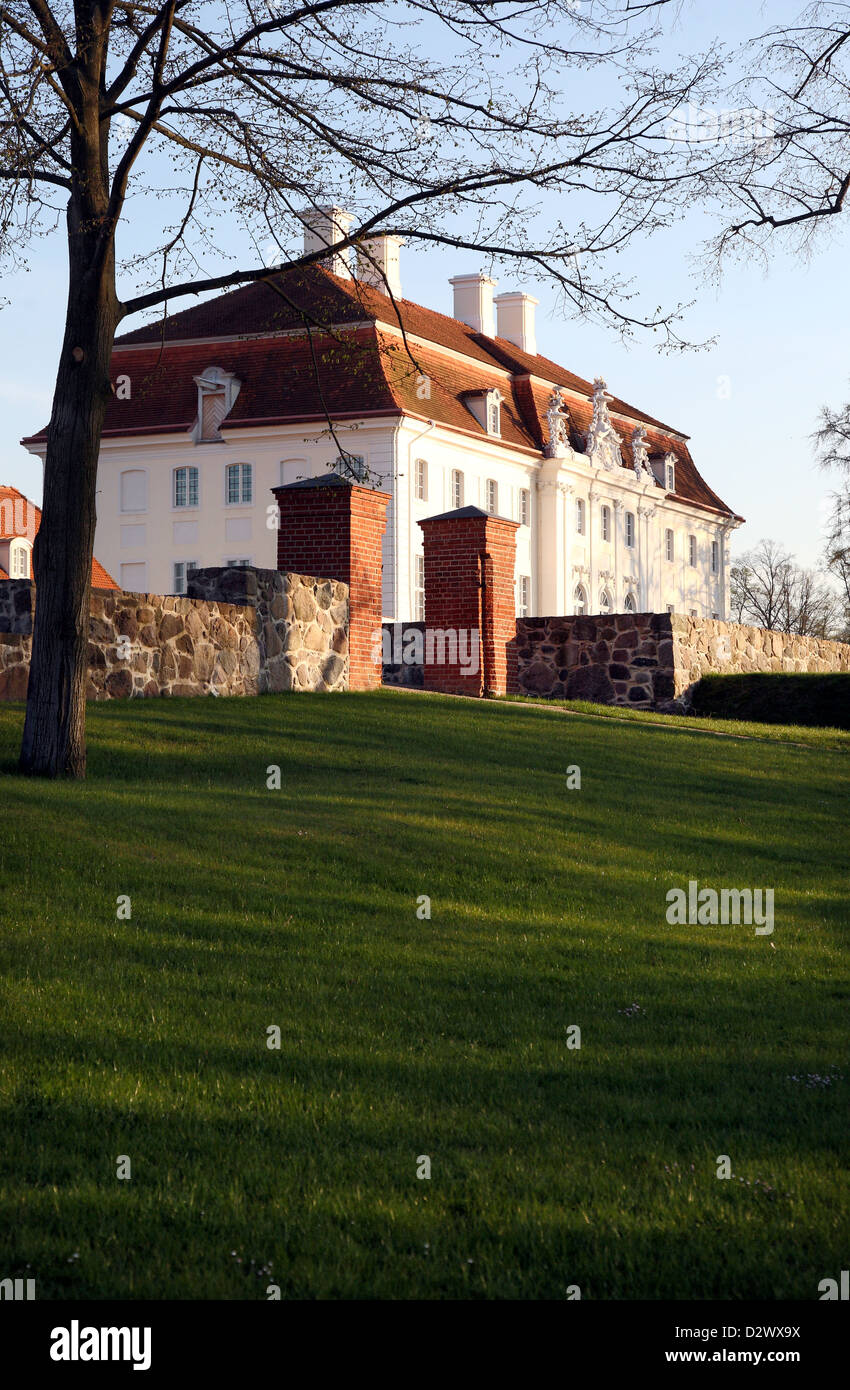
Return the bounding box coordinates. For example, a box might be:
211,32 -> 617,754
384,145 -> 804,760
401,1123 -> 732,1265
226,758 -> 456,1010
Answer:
0,485 -> 119,589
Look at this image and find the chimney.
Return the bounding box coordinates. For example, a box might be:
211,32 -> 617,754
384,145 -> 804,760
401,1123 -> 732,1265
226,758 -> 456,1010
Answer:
449,273 -> 497,338
299,205 -> 353,279
494,291 -> 539,356
355,235 -> 405,299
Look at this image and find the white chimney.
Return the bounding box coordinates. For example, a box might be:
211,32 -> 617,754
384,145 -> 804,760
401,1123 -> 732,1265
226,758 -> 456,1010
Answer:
355,235 -> 405,299
494,291 -> 539,356
449,273 -> 497,338
299,205 -> 353,279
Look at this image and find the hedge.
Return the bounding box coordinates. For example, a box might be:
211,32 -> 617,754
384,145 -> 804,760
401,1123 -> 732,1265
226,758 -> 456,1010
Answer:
691,672 -> 850,729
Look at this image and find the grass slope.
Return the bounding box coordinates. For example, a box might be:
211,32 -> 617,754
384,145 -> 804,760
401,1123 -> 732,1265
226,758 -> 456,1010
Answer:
0,690 -> 847,1300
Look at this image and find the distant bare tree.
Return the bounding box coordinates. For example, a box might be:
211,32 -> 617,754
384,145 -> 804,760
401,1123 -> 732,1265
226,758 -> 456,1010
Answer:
813,382 -> 850,637
731,538 -> 840,637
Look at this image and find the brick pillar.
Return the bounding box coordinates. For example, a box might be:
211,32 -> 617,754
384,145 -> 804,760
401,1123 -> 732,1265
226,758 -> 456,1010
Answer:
272,474 -> 390,691
418,506 -> 519,696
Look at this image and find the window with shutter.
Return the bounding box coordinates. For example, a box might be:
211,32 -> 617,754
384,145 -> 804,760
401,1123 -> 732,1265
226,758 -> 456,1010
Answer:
201,391 -> 227,440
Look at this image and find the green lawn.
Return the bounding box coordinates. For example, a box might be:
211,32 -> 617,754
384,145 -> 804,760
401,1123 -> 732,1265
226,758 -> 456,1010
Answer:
0,690 -> 847,1300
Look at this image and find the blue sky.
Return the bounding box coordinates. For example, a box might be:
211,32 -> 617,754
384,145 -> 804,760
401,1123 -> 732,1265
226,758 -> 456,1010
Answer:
1,0 -> 847,570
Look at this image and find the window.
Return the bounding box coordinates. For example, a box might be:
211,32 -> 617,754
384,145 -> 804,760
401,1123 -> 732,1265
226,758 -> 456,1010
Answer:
414,553 -> 425,621
226,463 -> 253,505
625,511 -> 635,548
665,458 -> 676,492
195,365 -> 239,442
689,534 -> 697,567
601,505 -> 611,542
10,543 -> 29,578
665,528 -> 674,562
575,498 -> 586,535
414,458 -> 428,502
599,589 -> 612,615
224,558 -> 251,568
201,391 -> 227,440
690,608 -> 698,617
451,469 -> 464,509
573,584 -> 587,615
173,560 -> 198,594
518,575 -> 531,617
520,488 -> 530,526
623,592 -> 637,613
120,469 -> 147,513
487,396 -> 501,435
335,453 -> 366,481
666,603 -> 675,614
173,466 -> 199,509
712,612 -> 719,620
485,479 -> 498,515
711,540 -> 719,574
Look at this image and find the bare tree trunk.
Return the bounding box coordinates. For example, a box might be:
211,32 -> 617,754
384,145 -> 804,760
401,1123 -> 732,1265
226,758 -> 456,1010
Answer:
19,204 -> 118,778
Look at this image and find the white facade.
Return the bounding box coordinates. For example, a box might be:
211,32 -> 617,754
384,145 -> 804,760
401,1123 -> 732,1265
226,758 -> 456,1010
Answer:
78,398 -> 736,622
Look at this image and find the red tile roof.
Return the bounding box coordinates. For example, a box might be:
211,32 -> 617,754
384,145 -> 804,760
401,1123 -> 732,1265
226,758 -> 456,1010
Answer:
0,485 -> 119,589
25,265 -> 737,517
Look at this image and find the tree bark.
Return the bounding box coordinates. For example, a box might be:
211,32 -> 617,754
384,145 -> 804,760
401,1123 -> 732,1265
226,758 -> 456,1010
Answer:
19,201 -> 119,778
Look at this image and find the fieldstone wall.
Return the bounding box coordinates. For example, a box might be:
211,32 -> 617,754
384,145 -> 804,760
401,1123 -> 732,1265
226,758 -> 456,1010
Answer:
0,567 -> 349,701
516,612 -> 850,712
0,579 -> 33,634
669,614 -> 850,704
381,621 -> 425,687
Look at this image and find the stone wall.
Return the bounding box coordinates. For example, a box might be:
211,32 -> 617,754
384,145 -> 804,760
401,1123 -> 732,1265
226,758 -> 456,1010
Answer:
381,622 -> 425,687
0,579 -> 33,634
0,567 -> 349,701
516,612 -> 850,712
669,614 -> 850,704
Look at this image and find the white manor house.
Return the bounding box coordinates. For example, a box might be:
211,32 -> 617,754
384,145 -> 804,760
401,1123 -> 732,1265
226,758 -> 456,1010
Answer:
25,210 -> 742,621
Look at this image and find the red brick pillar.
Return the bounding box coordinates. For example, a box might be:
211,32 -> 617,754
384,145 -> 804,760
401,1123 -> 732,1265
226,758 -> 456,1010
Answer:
418,506 -> 519,696
272,474 -> 390,691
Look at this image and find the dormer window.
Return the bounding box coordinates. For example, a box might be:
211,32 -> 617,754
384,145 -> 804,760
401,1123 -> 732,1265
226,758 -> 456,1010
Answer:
194,366 -> 240,442
10,541 -> 30,578
462,387 -> 503,436
665,457 -> 676,492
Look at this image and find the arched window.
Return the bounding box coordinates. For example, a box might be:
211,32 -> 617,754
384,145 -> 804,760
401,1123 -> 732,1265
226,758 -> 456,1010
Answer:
10,542 -> 29,578
575,498 -> 586,535
599,589 -> 612,615
173,465 -> 199,509
623,592 -> 637,613
226,463 -> 253,505
574,583 -> 587,615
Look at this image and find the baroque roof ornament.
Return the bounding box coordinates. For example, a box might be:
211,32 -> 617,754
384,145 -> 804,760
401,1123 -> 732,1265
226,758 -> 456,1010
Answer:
544,387 -> 571,458
586,378 -> 622,472
630,424 -> 655,483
